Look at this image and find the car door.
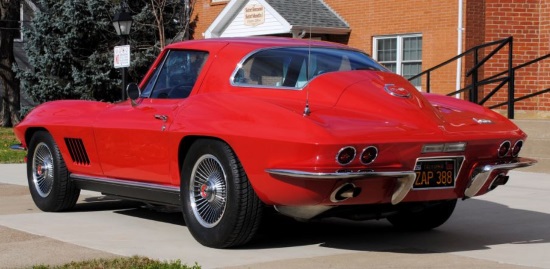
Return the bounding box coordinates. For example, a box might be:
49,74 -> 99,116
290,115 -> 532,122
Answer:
93,49 -> 209,184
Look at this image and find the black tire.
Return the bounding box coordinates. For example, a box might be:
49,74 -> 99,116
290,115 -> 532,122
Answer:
27,131 -> 80,212
387,199 -> 457,231
180,139 -> 263,248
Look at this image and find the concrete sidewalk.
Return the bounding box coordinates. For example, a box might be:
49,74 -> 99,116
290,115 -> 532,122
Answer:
1,163 -> 549,269
0,167 -> 120,268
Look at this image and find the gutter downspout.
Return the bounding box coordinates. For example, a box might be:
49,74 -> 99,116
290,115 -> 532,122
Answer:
456,0 -> 464,99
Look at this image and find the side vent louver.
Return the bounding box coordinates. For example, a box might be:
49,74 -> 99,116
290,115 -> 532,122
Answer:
64,138 -> 90,165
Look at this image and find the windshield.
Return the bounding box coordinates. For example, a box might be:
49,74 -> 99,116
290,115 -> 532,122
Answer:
232,47 -> 388,89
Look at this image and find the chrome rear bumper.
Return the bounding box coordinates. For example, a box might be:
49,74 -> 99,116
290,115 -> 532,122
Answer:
267,157 -> 537,204
266,169 -> 416,205
464,157 -> 537,198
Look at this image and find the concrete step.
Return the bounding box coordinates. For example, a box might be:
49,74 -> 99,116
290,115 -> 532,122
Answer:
513,120 -> 550,173
515,120 -> 550,139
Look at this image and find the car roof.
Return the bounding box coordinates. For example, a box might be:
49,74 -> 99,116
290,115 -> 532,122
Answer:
164,37 -> 349,51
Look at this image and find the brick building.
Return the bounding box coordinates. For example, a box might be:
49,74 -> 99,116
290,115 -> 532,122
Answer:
190,0 -> 550,119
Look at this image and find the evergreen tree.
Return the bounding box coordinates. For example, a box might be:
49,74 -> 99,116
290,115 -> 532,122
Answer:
17,0 -> 185,104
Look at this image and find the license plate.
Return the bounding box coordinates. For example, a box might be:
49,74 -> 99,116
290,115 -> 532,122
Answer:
413,159 -> 457,189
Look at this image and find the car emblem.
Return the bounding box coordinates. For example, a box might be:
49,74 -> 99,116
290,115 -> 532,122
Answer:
473,118 -> 493,124
384,84 -> 411,98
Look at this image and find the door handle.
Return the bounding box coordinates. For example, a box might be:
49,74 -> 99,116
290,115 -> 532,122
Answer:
154,114 -> 168,122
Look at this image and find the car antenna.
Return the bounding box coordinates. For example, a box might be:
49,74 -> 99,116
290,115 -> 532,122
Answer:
303,0 -> 313,117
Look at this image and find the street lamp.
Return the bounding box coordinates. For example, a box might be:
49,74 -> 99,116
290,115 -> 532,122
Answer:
112,1 -> 133,100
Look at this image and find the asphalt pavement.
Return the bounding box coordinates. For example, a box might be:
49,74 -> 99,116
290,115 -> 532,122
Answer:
0,163 -> 549,269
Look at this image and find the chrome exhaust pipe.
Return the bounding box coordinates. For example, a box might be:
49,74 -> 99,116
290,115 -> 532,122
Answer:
489,174 -> 509,191
330,183 -> 361,202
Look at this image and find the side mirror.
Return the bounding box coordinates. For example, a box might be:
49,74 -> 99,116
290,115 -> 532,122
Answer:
126,83 -> 141,106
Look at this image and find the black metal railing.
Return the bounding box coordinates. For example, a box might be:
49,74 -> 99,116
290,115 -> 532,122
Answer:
409,36 -> 550,119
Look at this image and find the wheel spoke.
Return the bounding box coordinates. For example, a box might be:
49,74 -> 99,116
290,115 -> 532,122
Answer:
196,168 -> 210,182
189,154 -> 228,228
32,142 -> 55,198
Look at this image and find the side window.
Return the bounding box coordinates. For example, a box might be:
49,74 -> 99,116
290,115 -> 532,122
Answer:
233,49 -> 310,88
141,50 -> 209,98
232,48 -> 385,89
235,55 -> 286,87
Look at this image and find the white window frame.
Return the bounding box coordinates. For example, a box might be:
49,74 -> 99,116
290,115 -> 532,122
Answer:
14,4 -> 23,42
373,33 -> 422,89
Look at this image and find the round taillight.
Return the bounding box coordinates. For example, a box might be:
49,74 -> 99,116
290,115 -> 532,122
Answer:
498,141 -> 511,158
360,146 -> 378,165
336,146 -> 356,165
512,140 -> 523,157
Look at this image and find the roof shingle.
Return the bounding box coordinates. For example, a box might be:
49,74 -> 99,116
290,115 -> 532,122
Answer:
265,0 -> 349,29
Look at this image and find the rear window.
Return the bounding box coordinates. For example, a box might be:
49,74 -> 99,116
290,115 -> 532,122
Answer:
231,47 -> 387,89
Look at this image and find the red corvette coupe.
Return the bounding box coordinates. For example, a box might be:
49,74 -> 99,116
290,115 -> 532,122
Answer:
13,37 -> 536,248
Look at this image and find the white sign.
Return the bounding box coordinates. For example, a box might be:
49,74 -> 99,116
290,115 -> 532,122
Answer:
114,45 -> 130,68
244,4 -> 265,27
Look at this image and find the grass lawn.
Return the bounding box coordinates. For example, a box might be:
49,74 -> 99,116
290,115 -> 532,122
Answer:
0,127 -> 26,163
31,256 -> 200,269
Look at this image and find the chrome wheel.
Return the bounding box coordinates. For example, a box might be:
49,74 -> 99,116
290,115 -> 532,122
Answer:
189,154 -> 227,228
32,142 -> 54,198
181,140 -> 263,248
27,131 -> 80,212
